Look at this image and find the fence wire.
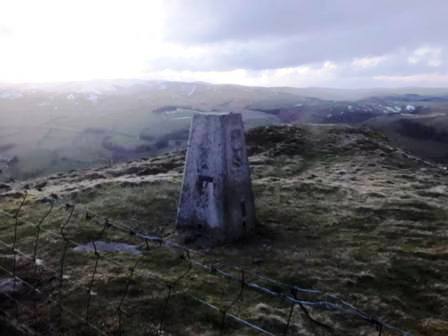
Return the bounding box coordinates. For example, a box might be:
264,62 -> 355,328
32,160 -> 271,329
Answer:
0,194 -> 412,336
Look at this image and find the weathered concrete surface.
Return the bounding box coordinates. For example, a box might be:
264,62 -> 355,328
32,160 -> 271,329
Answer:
176,113 -> 256,243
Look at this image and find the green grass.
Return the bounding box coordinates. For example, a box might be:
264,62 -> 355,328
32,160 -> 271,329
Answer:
1,124 -> 448,335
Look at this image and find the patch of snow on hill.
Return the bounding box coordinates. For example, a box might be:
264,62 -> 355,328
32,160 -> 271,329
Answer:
0,91 -> 23,99
384,106 -> 401,114
188,85 -> 197,96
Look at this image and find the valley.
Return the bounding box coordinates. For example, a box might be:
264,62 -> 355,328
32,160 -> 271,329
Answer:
1,80 -> 448,181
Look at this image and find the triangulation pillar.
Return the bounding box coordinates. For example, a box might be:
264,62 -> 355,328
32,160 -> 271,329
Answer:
176,113 -> 256,244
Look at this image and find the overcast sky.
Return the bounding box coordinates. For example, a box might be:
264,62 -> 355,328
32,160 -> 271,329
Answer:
0,0 -> 447,88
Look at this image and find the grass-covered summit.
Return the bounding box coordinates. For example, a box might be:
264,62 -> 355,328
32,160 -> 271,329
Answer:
1,124 -> 447,335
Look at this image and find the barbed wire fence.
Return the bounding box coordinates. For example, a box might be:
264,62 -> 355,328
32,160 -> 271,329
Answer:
0,192 -> 412,336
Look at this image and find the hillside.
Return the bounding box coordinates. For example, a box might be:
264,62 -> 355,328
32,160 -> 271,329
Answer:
0,124 -> 447,335
2,80 -> 448,180
366,113 -> 448,162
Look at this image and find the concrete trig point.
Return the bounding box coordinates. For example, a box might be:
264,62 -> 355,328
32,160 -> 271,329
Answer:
176,113 -> 256,244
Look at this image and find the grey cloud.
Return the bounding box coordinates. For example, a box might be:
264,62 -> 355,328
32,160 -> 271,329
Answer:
164,0 -> 435,43
163,0 -> 447,44
158,1 -> 447,69
154,0 -> 448,86
152,34 -> 446,73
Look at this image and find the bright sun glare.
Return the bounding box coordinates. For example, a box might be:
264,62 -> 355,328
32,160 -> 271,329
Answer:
0,0 -> 166,82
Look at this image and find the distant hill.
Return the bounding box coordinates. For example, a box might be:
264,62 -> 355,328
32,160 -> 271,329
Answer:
1,79 -> 448,180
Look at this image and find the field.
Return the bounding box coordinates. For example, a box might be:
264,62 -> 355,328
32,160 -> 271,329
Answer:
1,124 -> 447,335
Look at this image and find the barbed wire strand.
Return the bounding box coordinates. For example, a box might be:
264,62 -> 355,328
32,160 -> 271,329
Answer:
0,246 -> 109,336
85,218 -> 112,324
57,204 -> 75,334
0,291 -> 44,336
49,203 -> 412,336
187,294 -> 276,336
219,270 -> 246,335
158,249 -> 193,334
0,202 -> 412,336
116,256 -> 142,336
32,200 -> 54,267
1,208 -> 276,336
11,190 -> 28,320
283,302 -> 295,336
86,205 -> 412,336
